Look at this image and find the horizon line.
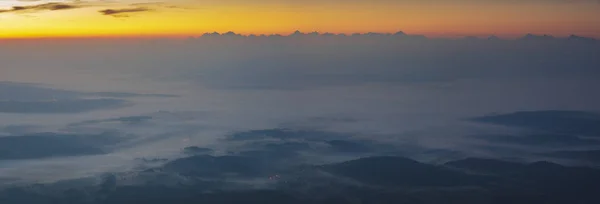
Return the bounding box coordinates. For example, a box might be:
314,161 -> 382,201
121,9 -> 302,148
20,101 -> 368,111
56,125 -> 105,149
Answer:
1,30 -> 598,41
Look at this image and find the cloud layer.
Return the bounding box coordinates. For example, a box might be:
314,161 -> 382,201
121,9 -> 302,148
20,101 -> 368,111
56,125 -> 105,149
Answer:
0,34 -> 599,204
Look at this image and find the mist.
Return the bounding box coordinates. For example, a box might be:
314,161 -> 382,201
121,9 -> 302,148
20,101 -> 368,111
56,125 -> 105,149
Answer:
1,33 -> 600,197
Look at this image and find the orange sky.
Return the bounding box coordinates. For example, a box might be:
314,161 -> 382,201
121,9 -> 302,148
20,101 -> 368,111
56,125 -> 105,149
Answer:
1,0 -> 599,39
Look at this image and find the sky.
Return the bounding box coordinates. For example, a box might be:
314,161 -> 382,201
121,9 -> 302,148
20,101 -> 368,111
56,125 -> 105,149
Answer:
1,0 -> 600,38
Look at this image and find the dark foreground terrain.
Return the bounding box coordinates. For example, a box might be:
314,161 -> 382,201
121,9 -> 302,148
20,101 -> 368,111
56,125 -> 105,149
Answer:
3,110 -> 600,204
2,155 -> 600,204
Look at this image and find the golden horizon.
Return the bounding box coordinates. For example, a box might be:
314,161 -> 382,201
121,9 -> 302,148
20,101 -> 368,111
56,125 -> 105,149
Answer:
1,0 -> 599,39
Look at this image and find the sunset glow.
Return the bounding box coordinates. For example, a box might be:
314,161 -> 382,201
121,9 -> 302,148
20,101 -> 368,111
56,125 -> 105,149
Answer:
1,0 -> 600,39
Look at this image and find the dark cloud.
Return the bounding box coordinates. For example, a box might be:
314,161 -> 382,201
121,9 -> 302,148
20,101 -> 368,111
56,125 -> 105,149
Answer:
88,92 -> 177,98
0,99 -> 130,114
541,150 -> 600,164
96,2 -> 186,17
0,82 -> 174,114
224,128 -> 350,142
0,81 -> 175,101
0,3 -> 80,13
69,116 -> 153,126
470,110 -> 600,137
470,133 -> 600,147
0,81 -> 77,101
0,132 -> 126,160
183,146 -> 214,155
1,125 -> 38,135
98,7 -> 152,17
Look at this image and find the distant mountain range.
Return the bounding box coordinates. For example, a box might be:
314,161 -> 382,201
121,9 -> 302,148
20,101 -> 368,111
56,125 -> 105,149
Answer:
190,31 -> 597,41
